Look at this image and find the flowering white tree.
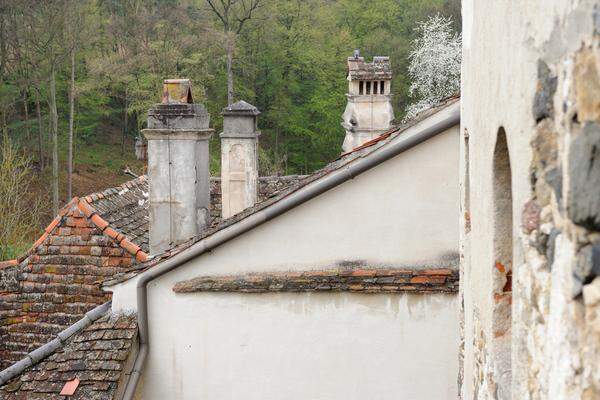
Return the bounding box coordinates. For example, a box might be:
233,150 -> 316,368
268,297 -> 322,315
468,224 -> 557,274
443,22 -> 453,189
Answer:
405,14 -> 461,120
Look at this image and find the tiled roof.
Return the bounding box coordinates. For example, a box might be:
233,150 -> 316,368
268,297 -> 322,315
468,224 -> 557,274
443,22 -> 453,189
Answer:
102,97 -> 461,287
80,175 -> 306,254
0,307 -> 137,399
83,176 -> 150,254
0,200 -> 138,370
173,267 -> 459,294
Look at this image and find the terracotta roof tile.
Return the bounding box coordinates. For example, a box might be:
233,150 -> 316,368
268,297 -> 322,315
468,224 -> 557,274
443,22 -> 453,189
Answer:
0,311 -> 137,399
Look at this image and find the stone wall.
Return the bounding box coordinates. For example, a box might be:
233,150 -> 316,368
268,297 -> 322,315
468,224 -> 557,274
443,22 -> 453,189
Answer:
520,20 -> 600,400
460,1 -> 600,398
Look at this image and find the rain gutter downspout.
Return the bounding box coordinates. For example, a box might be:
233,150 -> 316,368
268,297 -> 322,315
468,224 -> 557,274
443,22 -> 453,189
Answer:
121,102 -> 460,399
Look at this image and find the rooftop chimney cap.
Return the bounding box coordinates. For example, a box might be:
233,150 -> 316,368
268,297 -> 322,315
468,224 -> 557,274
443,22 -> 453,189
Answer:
162,79 -> 193,104
221,100 -> 260,116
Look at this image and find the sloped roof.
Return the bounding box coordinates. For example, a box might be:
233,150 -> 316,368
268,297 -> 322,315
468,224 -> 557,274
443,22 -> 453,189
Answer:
102,96 -> 460,287
0,303 -> 138,399
83,176 -> 150,254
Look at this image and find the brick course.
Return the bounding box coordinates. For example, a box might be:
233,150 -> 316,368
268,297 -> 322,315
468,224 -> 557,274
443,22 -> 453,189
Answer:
173,267 -> 458,294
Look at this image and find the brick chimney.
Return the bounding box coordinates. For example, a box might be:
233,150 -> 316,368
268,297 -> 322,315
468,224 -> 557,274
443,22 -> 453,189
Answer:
220,100 -> 260,219
143,79 -> 214,255
341,51 -> 394,152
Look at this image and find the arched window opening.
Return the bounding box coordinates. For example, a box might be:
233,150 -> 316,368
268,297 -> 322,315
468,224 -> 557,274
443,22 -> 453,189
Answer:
492,127 -> 512,398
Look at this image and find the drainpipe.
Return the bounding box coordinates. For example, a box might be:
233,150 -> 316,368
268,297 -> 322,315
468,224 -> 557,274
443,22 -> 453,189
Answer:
121,101 -> 460,399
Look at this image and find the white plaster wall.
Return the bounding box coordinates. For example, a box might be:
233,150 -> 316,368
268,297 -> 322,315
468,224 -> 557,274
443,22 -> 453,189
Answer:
139,292 -> 458,400
112,110 -> 460,399
112,116 -> 460,311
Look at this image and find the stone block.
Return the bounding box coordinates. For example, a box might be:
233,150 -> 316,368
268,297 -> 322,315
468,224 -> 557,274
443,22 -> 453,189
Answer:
573,242 -> 600,298
574,46 -> 600,123
532,60 -> 557,122
567,122 -> 600,231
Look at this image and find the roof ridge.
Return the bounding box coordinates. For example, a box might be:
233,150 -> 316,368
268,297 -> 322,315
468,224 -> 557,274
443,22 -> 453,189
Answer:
77,198 -> 149,263
0,189 -> 149,269
0,197 -> 80,268
0,302 -> 112,387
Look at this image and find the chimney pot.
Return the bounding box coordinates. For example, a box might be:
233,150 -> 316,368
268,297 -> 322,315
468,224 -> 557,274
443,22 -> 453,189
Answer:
341,55 -> 394,152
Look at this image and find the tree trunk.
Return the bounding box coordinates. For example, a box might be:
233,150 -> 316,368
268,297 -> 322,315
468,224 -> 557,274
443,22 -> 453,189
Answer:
35,90 -> 44,169
49,65 -> 59,215
68,49 -> 75,200
121,87 -> 127,155
23,91 -> 30,140
226,32 -> 234,105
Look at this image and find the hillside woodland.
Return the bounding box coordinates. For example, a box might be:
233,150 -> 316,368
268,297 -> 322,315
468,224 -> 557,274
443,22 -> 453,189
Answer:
0,0 -> 460,258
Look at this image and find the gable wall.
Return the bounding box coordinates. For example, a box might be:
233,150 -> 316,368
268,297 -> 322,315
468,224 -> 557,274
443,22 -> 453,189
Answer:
112,123 -> 461,399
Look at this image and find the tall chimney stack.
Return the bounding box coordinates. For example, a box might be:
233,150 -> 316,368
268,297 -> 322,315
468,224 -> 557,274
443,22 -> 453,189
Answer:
220,100 -> 260,219
143,79 -> 214,255
341,52 -> 394,152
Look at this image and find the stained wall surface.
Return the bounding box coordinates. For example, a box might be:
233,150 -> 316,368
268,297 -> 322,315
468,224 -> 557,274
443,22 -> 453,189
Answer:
111,113 -> 461,399
460,1 -> 600,398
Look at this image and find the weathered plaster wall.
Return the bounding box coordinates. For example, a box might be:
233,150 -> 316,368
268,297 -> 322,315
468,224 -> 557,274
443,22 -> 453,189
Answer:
111,122 -> 460,311
111,118 -> 460,398
139,292 -> 458,400
460,1 -> 600,399
220,137 -> 259,219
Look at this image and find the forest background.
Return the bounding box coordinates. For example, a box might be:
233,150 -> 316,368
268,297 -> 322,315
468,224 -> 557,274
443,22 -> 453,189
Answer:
0,0 -> 460,257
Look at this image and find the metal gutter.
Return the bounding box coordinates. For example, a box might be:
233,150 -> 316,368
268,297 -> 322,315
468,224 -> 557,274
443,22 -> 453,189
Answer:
121,101 -> 460,399
0,301 -> 111,386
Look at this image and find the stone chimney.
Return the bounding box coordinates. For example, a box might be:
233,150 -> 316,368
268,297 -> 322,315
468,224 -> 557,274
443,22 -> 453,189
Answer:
143,79 -> 214,255
341,51 -> 394,152
220,100 -> 260,219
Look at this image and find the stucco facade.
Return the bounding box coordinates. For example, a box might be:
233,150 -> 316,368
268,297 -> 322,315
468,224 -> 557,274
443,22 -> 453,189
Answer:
109,110 -> 461,399
460,1 -> 600,399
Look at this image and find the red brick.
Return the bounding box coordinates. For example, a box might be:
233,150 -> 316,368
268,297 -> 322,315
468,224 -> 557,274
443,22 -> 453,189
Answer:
422,268 -> 453,276
409,276 -> 430,284
348,284 -> 364,291
495,262 -> 506,273
71,227 -> 94,236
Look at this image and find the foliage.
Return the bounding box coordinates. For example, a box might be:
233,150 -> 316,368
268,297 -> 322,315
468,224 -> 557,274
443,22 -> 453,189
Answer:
405,14 -> 461,120
0,0 -> 461,178
0,135 -> 43,259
